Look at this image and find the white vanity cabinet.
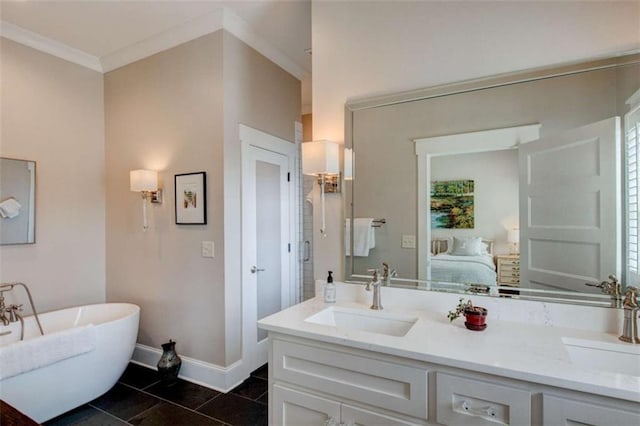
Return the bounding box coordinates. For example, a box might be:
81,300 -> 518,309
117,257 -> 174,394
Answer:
268,333 -> 640,426
270,336 -> 428,425
273,384 -> 421,426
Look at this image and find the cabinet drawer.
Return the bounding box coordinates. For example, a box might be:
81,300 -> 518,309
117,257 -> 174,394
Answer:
498,277 -> 520,286
543,394 -> 640,426
499,270 -> 520,279
273,339 -> 427,419
499,264 -> 520,273
436,372 -> 531,425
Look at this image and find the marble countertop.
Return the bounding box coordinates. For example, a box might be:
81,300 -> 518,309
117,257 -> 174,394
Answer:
258,283 -> 640,402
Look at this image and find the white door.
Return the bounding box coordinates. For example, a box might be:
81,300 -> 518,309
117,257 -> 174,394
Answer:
241,125 -> 297,374
519,117 -> 621,292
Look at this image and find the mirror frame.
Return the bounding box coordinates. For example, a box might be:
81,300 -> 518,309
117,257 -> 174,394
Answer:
344,52 -> 640,307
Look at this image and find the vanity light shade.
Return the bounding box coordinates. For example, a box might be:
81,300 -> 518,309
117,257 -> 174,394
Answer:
302,140 -> 340,176
508,228 -> 520,243
130,169 -> 158,192
344,148 -> 354,180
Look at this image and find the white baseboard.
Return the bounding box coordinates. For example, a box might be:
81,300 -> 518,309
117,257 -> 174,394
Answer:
132,344 -> 247,393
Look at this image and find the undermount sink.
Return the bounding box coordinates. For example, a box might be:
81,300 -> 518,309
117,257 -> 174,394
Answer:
562,337 -> 640,377
304,306 -> 418,337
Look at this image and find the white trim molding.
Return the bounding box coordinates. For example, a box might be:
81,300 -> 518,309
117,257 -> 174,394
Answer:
0,6 -> 308,80
132,344 -> 246,393
0,21 -> 102,72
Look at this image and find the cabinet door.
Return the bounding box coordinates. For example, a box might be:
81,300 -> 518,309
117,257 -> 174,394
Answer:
273,384 -> 341,426
341,403 -> 424,426
543,394 -> 640,426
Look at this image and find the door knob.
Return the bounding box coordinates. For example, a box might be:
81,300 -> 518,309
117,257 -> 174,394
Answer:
251,266 -> 265,273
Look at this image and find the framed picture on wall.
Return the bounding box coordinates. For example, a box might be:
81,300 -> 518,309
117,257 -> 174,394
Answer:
175,172 -> 207,225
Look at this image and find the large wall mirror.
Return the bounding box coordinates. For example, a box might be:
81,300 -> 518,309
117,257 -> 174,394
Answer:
345,53 -> 640,306
0,157 -> 36,245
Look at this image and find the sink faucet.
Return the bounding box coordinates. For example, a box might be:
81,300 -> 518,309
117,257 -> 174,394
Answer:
366,269 -> 383,310
619,286 -> 639,344
382,262 -> 397,287
585,274 -> 622,307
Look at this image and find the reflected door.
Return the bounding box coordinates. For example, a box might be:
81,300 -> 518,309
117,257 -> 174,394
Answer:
519,117 -> 621,292
241,125 -> 296,374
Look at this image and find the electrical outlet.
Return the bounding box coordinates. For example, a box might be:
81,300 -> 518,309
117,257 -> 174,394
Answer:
401,234 -> 416,249
201,241 -> 215,258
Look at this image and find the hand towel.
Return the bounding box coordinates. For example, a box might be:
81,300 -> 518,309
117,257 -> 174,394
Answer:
0,198 -> 22,219
0,324 -> 96,380
345,218 -> 375,257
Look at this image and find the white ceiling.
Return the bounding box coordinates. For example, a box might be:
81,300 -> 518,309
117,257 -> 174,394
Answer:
0,0 -> 311,76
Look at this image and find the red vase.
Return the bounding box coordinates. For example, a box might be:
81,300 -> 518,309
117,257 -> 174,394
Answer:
464,307 -> 487,331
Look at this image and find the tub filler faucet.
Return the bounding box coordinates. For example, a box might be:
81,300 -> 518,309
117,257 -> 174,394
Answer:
0,282 -> 44,340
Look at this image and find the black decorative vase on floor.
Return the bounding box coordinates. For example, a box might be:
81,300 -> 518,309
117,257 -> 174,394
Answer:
157,339 -> 182,385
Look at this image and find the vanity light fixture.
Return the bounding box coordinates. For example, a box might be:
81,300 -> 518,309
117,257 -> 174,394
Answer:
302,140 -> 340,237
130,169 -> 162,231
508,228 -> 520,254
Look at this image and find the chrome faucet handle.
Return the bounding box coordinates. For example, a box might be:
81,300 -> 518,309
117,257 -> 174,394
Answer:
366,269 -> 379,291
382,262 -> 389,277
623,287 -> 639,309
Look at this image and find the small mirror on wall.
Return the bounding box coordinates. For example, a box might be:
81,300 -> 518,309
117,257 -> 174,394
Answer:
0,157 -> 36,245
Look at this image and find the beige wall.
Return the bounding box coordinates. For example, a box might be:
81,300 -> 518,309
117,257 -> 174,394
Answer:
302,114 -> 312,142
105,30 -> 300,367
105,32 -> 225,365
221,31 -> 300,363
0,38 -> 105,312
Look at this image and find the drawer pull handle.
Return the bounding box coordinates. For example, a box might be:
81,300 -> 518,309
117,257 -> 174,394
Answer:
461,400 -> 497,418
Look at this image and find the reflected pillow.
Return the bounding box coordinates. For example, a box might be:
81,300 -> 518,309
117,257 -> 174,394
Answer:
480,242 -> 490,255
451,237 -> 483,256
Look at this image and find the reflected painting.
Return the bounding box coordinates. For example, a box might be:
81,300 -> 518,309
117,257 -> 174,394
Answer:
430,180 -> 474,229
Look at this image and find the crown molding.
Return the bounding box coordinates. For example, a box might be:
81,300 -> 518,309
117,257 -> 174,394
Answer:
0,20 -> 102,72
1,7 -> 309,81
100,8 -> 225,73
221,8 -> 308,81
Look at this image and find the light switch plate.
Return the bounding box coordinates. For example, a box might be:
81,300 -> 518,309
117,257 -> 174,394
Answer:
401,234 -> 416,249
201,241 -> 215,258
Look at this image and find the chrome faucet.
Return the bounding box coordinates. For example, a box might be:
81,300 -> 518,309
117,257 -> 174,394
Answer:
366,269 -> 383,310
0,294 -> 9,326
382,262 -> 397,287
585,274 -> 622,307
619,286 -> 639,344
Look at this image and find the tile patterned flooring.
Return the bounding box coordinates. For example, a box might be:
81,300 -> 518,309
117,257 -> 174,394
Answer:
44,363 -> 268,426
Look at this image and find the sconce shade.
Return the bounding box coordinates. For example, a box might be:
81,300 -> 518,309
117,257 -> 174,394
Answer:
130,169 -> 158,192
302,140 -> 340,176
344,148 -> 354,180
508,228 -> 520,243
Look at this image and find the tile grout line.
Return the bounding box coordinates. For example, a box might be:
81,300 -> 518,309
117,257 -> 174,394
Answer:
116,382 -> 231,426
86,403 -> 134,425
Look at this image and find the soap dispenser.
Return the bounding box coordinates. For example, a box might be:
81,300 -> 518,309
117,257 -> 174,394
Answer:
324,271 -> 336,303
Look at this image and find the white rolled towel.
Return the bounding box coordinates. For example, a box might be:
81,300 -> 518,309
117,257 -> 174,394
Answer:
0,324 -> 96,380
0,198 -> 22,219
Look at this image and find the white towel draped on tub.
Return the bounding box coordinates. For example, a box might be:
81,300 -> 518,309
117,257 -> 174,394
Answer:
0,324 -> 96,380
345,218 -> 376,257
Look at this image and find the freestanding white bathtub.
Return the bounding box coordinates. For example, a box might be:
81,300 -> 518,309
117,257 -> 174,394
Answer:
0,303 -> 140,422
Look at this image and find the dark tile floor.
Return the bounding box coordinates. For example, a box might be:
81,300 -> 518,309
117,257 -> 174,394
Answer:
45,363 -> 269,426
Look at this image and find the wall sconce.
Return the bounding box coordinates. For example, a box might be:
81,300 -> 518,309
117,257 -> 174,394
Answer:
508,228 -> 520,254
302,140 -> 340,237
130,169 -> 162,231
344,148 -> 354,181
